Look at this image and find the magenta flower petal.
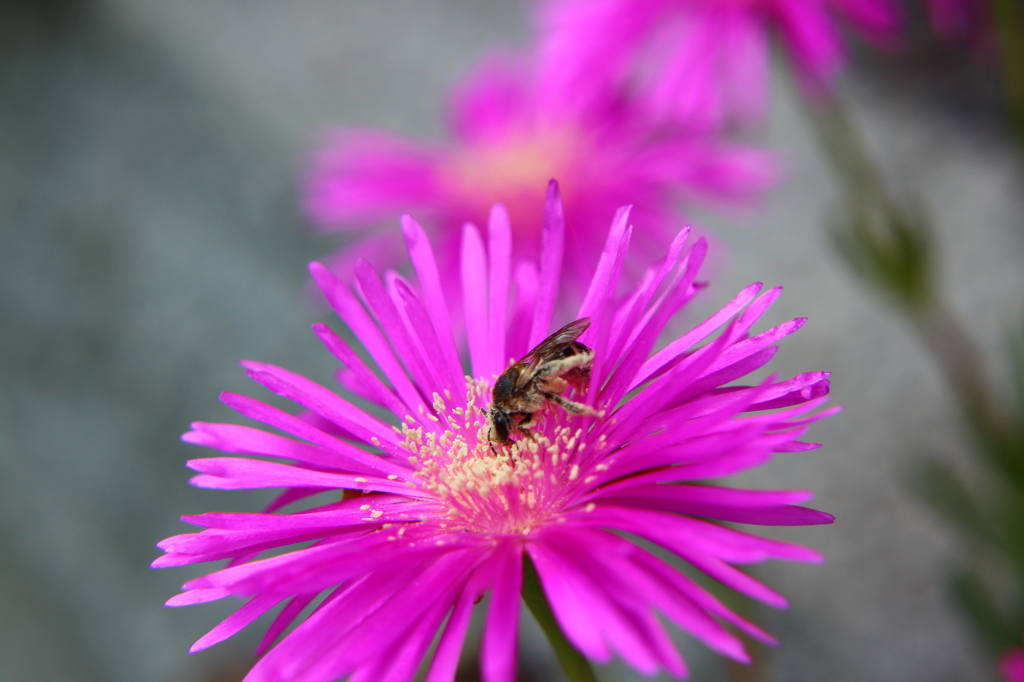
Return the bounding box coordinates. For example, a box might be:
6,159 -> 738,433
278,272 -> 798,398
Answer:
536,0 -> 904,127
312,322 -> 409,416
353,261 -> 445,399
542,526 -> 735,667
633,547 -> 778,644
592,483 -> 834,526
508,260 -> 539,359
424,584 -> 477,682
481,542 -> 524,682
487,205 -> 512,376
190,594 -> 280,653
924,0 -> 989,42
240,360 -> 403,451
164,587 -> 229,607
777,2 -> 845,88
461,222 -> 491,376
255,593 -> 317,656
156,197 -> 836,680
402,214 -> 464,385
1003,648 -> 1024,682
310,262 -> 430,419
535,538 -> 665,674
303,130 -> 443,228
528,180 -> 566,348
526,542 -> 614,662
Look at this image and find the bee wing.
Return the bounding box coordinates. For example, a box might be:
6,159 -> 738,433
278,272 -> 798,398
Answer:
517,317 -> 592,378
533,317 -> 591,354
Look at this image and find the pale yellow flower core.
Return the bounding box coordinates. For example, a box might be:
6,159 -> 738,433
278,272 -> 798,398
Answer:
398,379 -> 589,535
437,127 -> 587,240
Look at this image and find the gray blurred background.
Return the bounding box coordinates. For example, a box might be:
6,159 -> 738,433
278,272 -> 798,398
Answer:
2,1 -> 1023,680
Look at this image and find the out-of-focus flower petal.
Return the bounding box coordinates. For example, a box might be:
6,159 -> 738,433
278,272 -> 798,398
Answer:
535,0 -> 904,127
305,57 -> 777,291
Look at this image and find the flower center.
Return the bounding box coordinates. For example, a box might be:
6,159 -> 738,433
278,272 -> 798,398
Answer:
401,380 -> 590,536
437,126 -> 587,242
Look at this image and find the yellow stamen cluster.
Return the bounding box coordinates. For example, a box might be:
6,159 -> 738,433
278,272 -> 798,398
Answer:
398,379 -> 591,534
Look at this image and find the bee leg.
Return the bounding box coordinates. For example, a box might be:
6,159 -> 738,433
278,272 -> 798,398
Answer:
487,431 -> 515,463
516,414 -> 537,440
564,363 -> 592,393
485,421 -> 509,459
487,435 -> 513,464
483,410 -> 497,456
540,350 -> 594,373
537,376 -> 569,395
547,393 -> 598,417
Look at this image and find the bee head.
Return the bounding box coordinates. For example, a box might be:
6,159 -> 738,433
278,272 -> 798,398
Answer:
488,407 -> 513,445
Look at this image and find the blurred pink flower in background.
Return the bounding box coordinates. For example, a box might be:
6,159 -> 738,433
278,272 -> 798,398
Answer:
304,57 -> 777,288
1003,648 -> 1024,682
921,0 -> 993,51
923,0 -> 986,40
536,0 -> 903,128
156,193 -> 835,681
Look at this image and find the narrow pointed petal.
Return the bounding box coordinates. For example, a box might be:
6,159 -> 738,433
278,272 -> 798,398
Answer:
461,223 -> 491,378
528,180 -> 565,348
310,261 -> 429,421
402,214 -> 464,398
425,584 -> 479,682
487,205 -> 512,378
481,543 -> 523,682
190,595 -> 281,653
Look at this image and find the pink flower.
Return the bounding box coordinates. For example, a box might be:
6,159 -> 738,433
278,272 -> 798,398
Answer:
536,0 -> 903,127
1003,648 -> 1024,682
304,57 -> 777,288
155,187 -> 835,681
922,0 -> 991,46
924,0 -> 971,36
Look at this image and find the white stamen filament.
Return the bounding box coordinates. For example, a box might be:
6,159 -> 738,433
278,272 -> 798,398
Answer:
401,379 -> 594,534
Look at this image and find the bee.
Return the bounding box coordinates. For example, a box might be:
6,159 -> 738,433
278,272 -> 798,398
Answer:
488,317 -> 597,448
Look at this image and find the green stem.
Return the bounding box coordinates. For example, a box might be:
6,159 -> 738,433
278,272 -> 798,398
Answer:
906,303 -> 1002,447
803,95 -> 1016,479
987,0 -> 1024,155
805,97 -> 932,307
802,98 -> 889,203
521,554 -> 597,682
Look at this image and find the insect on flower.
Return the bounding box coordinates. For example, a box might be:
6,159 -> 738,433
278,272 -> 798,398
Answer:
155,192 -> 838,682
488,317 -> 597,448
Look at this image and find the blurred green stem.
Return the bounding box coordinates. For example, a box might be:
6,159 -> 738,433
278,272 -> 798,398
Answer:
522,554 -> 597,682
723,643 -> 768,682
987,0 -> 1024,154
803,100 -> 887,202
709,573 -> 769,682
804,96 -> 1009,471
908,302 -> 1003,454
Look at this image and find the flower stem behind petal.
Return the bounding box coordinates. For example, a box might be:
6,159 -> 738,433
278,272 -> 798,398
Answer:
521,553 -> 597,682
987,0 -> 1024,158
803,96 -> 933,310
799,76 -> 1024,664
801,92 -> 1020,482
